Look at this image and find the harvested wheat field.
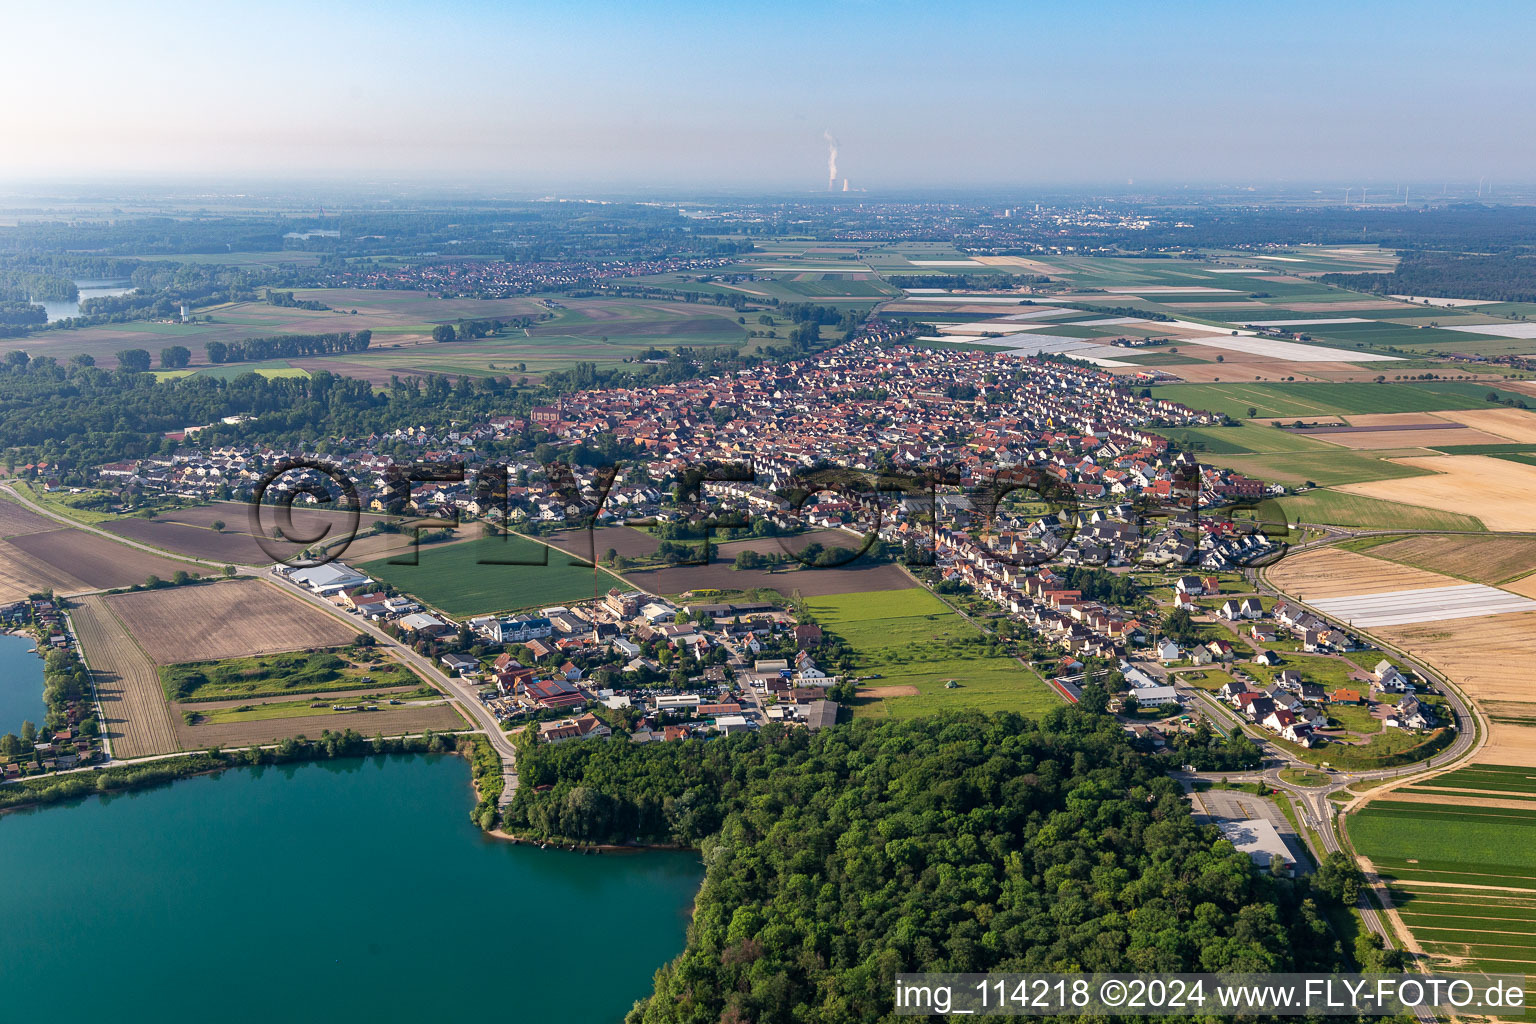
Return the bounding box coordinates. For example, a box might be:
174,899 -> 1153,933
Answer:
0,538 -> 89,602
971,255 -> 1066,274
1337,456 -> 1536,532
104,579 -> 356,665
71,595 -> 179,758
1313,426 -> 1508,449
1376,612 -> 1536,767
1343,413 -> 1450,428
1434,407 -> 1536,443
0,500 -> 61,539
1356,534 -> 1536,585
1500,574 -> 1536,599
5,528 -> 191,591
1265,547 -> 1455,600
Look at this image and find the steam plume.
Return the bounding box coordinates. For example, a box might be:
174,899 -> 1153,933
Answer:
823,130 -> 839,190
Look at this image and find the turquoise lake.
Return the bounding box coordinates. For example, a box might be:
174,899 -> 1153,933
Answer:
0,754 -> 702,1021
0,632 -> 47,735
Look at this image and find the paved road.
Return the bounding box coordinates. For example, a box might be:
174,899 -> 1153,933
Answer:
1156,554 -> 1487,1012
2,484 -> 521,807
266,571 -> 520,808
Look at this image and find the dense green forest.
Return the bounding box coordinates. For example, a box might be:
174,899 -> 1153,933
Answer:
507,710 -> 1358,1024
1322,250 -> 1536,303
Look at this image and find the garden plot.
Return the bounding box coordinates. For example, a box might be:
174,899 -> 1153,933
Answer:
1310,584 -> 1536,628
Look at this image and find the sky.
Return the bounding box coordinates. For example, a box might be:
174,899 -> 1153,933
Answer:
4,0 -> 1534,190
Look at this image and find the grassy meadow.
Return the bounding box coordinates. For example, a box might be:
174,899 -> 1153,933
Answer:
806,588 -> 1061,719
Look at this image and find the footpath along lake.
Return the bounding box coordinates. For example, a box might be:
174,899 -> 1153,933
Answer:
0,754 -> 702,1021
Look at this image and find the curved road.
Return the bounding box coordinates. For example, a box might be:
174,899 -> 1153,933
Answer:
1,484 -> 521,807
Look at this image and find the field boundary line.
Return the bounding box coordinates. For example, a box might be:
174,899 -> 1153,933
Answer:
63,607 -> 113,761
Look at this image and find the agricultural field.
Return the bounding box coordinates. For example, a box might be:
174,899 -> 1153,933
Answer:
104,579 -> 357,665
71,595 -> 180,759
1201,449 -> 1429,487
1266,547 -> 1467,601
1374,612 -> 1536,767
360,533 -> 621,617
1351,796 -> 1536,978
0,528 -> 194,601
102,501 -> 403,566
1336,455 -> 1536,531
806,588 -> 1060,719
1164,423 -> 1339,455
0,499 -> 63,539
1436,406 -> 1536,442
9,291 -> 750,378
1148,381 -> 1516,419
1341,534 -> 1536,585
1266,490 -> 1485,531
285,293 -> 748,381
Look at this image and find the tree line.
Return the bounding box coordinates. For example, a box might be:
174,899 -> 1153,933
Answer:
205,331 -> 371,364
1323,251 -> 1536,304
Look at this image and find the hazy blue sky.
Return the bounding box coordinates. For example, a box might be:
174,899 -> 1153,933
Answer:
5,0 -> 1533,188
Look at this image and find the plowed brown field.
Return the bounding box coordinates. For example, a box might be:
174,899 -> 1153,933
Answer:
72,595 -> 179,758
104,579 -> 357,665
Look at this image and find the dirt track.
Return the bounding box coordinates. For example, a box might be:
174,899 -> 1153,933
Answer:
73,595 -> 180,758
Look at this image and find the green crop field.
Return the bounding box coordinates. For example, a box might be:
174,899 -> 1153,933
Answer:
1352,801 -> 1536,874
1403,764 -> 1536,795
1149,381 -> 1511,419
1355,797 -> 1536,983
806,588 -> 1060,719
1167,423 -> 1338,455
361,533 -> 620,617
1203,450 -> 1428,487
1267,489 -> 1485,531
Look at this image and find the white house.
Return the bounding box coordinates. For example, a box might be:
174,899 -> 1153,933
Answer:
1157,640 -> 1181,662
1374,660 -> 1414,693
1130,684 -> 1178,708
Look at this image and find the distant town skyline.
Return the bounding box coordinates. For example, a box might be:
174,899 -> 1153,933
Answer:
5,0 -> 1534,187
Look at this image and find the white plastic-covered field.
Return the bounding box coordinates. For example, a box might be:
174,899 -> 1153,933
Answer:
1444,323 -> 1536,339
897,295 -> 1030,304
1103,286 -> 1237,294
1242,317 -> 1371,327
1179,334 -> 1400,362
1310,584 -> 1536,628
906,259 -> 983,266
1390,295 -> 1498,307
